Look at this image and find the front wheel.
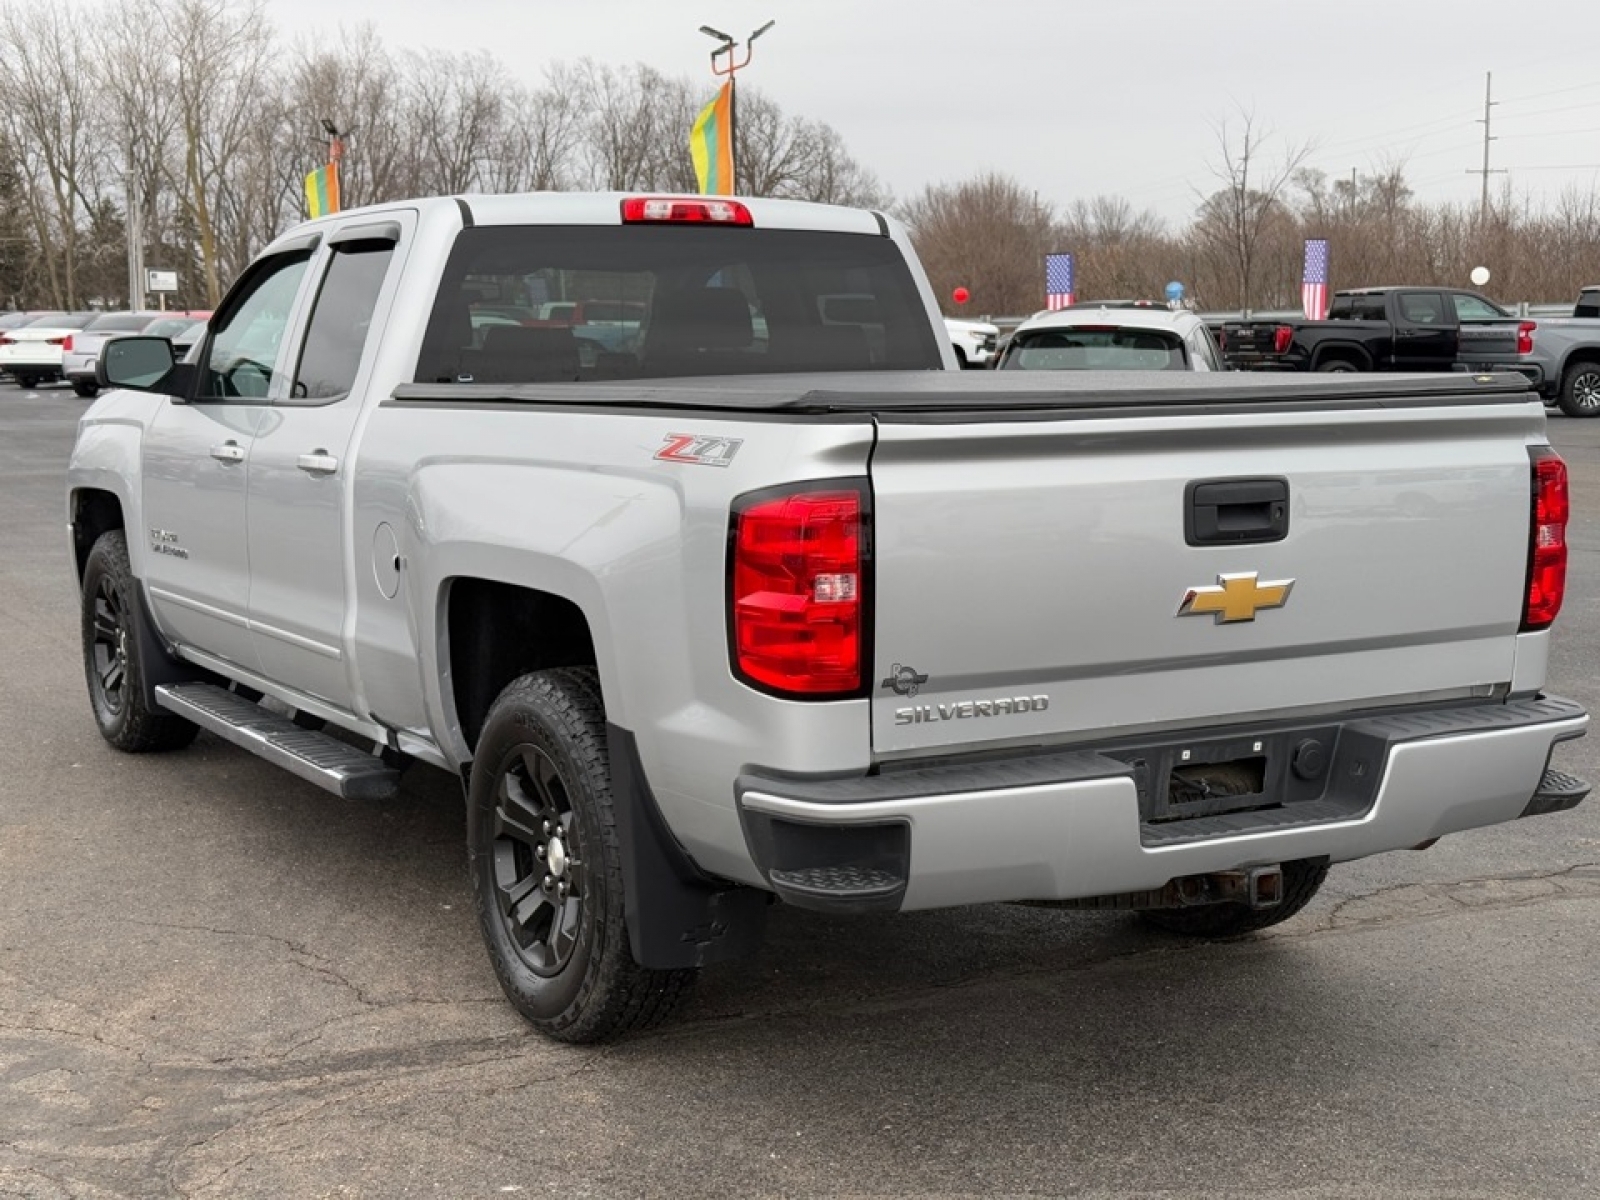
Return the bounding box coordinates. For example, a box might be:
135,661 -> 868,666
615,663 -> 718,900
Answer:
1138,859 -> 1329,937
468,668 -> 696,1042
1557,361 -> 1600,418
80,530 -> 199,752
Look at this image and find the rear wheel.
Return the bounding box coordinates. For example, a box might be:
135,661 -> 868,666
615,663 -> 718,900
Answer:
1138,859 -> 1329,937
14,373 -> 38,389
72,380 -> 98,399
468,667 -> 696,1042
1315,358 -> 1359,373
80,530 -> 199,753
1557,361 -> 1600,418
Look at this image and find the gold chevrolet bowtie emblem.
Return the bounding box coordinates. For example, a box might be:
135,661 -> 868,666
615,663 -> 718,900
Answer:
1177,572 -> 1295,623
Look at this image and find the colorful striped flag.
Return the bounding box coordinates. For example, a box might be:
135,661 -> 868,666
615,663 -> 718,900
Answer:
1302,239 -> 1330,320
690,83 -> 734,195
1045,252 -> 1076,310
305,161 -> 340,218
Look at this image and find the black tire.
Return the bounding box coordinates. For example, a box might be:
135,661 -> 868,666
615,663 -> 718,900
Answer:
1315,359 -> 1359,373
468,667 -> 695,1042
1557,361 -> 1600,418
14,374 -> 38,389
1138,859 -> 1329,937
72,380 -> 98,399
80,530 -> 199,753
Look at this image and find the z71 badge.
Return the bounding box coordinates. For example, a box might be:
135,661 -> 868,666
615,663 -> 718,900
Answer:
655,433 -> 743,467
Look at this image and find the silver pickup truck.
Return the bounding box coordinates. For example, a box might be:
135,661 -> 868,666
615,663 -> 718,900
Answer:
1527,285 -> 1600,417
67,193 -> 1589,1043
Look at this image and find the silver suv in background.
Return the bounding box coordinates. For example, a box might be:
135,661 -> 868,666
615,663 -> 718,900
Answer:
996,303 -> 1225,372
63,313 -> 209,398
59,313 -> 163,397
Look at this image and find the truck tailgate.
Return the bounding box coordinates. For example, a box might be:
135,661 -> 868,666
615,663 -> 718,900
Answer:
1458,320 -> 1524,364
867,397 -> 1540,756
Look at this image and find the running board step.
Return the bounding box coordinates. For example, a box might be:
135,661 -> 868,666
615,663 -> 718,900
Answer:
155,683 -> 400,801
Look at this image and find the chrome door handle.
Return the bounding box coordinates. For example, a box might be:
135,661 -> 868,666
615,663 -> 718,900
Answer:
209,441 -> 245,464
297,451 -> 339,476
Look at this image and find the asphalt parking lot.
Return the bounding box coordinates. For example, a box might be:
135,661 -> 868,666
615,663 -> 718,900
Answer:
2,381 -> 1597,1199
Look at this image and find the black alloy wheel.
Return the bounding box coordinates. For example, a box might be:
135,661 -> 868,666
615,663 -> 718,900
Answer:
79,530 -> 198,752
89,571 -> 132,721
490,742 -> 587,978
467,668 -> 696,1042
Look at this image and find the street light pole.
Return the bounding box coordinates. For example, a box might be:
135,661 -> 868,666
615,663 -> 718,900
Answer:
698,19 -> 775,195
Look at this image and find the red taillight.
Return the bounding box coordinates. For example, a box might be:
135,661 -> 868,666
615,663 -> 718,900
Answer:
1273,325 -> 1293,354
622,196 -> 753,226
0,336 -> 12,346
45,336 -> 66,346
61,335 -> 73,352
1517,321 -> 1536,356
1523,446 -> 1568,631
730,484 -> 867,697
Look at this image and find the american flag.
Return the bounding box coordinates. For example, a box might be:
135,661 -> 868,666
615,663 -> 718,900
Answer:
1302,239 -> 1331,320
1045,252 -> 1076,310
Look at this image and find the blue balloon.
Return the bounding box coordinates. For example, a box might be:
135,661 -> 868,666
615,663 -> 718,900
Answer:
1165,280 -> 1185,302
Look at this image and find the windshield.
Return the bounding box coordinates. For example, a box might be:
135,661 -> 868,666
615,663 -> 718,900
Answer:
144,317 -> 200,339
415,225 -> 942,384
999,327 -> 1188,371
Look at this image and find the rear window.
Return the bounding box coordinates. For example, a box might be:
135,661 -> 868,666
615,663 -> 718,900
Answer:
1329,295 -> 1386,321
414,225 -> 942,384
999,327 -> 1188,371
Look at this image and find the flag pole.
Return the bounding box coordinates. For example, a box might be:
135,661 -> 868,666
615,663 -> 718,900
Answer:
700,20 -> 774,196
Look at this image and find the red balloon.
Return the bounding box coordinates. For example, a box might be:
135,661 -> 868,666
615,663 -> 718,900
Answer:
952,286 -> 970,305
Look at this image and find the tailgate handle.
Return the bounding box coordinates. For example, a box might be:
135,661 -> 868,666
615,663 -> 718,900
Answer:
1185,478 -> 1289,546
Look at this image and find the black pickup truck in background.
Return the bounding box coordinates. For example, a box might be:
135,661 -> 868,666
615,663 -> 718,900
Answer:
1220,287 -> 1537,383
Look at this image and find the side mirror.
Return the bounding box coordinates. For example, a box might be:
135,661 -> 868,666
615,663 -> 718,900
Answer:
99,337 -> 178,393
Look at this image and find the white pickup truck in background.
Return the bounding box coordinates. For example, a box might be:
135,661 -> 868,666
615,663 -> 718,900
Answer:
944,315 -> 999,367
67,191 -> 1588,1042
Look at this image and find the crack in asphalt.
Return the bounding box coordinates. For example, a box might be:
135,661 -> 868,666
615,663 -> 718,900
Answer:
1311,861 -> 1600,932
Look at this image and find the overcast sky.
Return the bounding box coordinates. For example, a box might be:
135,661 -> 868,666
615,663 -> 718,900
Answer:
266,0 -> 1600,227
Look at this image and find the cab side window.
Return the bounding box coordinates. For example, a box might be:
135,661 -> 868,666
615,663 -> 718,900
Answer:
1452,293 -> 1505,322
290,241 -> 397,403
1398,293 -> 1445,326
201,252 -> 312,400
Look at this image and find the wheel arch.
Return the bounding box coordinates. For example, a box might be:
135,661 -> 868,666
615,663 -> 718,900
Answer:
443,576 -> 600,754
1310,343 -> 1371,371
1559,348 -> 1600,379
70,487 -> 127,583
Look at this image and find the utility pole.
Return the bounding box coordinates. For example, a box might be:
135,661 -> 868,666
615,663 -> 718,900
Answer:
125,147 -> 145,311
1468,71 -> 1507,224
698,19 -> 775,195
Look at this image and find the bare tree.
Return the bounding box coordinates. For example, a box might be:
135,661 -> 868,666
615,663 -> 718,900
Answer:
163,0 -> 275,305
0,1 -> 104,307
900,173 -> 1055,316
1192,109 -> 1311,310
1054,196 -> 1172,299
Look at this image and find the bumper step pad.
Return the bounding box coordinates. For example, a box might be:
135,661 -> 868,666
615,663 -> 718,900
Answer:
1521,767 -> 1591,818
155,683 -> 400,801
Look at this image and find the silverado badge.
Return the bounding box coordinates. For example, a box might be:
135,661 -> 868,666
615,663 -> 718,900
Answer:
1177,572 -> 1294,623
